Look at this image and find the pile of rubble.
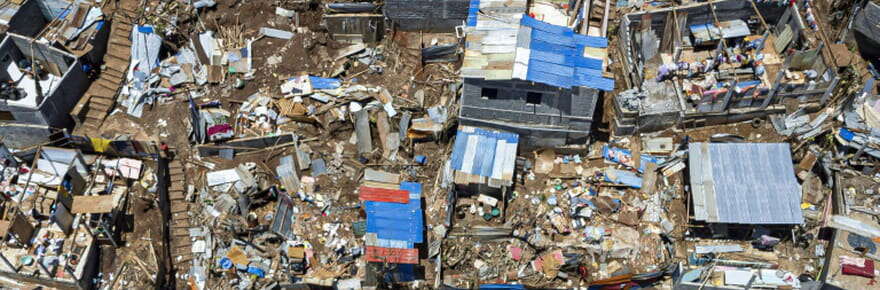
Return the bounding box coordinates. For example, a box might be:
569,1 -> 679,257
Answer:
2,0 -> 880,289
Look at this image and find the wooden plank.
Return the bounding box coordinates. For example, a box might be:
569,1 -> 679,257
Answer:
640,163 -> 659,195
172,228 -> 188,236
169,191 -> 185,200
0,220 -> 10,238
86,110 -> 106,120
89,95 -> 114,106
170,203 -> 188,213
71,4 -> 90,28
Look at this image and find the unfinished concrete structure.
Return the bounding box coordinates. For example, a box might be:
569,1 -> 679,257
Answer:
383,0 -> 470,31
0,33 -> 89,130
0,0 -> 48,36
0,145 -> 140,289
461,80 -> 602,149
614,0 -> 840,135
458,0 -> 613,150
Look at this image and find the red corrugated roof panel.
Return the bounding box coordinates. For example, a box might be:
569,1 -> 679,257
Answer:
365,246 -> 418,264
359,186 -> 409,203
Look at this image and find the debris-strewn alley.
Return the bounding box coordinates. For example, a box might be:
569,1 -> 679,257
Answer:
0,0 -> 879,289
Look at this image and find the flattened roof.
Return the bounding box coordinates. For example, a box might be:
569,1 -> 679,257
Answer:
688,143 -> 803,225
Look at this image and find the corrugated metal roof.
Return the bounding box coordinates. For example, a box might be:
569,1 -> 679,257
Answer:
364,182 -> 423,243
359,186 -> 410,203
365,246 -> 419,264
462,9 -> 614,91
364,233 -> 414,249
451,126 -> 518,181
271,195 -> 295,239
690,20 -> 751,43
688,143 -> 804,225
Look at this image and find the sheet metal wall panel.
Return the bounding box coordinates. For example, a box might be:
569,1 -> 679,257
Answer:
478,135 -> 497,177
450,126 -> 519,180
575,74 -> 615,91
359,186 -> 410,203
530,28 -> 575,47
365,246 -> 419,264
400,182 -> 422,196
688,143 -> 708,221
365,233 -> 415,248
529,50 -> 567,65
451,129 -> 469,171
363,182 -> 424,245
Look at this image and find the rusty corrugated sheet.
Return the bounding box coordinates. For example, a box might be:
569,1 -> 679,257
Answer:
365,246 -> 418,264
358,186 -> 410,203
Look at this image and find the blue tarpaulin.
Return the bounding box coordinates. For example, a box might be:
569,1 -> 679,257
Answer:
602,145 -> 660,173
309,76 -> 342,90
604,168 -> 643,188
839,128 -> 855,141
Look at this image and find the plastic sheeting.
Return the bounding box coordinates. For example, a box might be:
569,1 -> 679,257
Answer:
131,25 -> 161,73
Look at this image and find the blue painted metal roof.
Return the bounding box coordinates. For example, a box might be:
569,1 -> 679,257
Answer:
466,0 -> 480,26
451,126 -> 519,180
463,10 -> 613,91
519,15 -> 614,91
365,182 -> 424,243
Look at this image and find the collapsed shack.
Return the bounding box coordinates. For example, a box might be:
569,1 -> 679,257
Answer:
358,179 -> 425,287
816,171 -> 880,289
0,137 -> 160,289
614,0 -> 841,135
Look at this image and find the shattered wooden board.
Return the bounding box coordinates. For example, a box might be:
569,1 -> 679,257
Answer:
0,220 -> 9,238
207,65 -> 224,83
227,246 -> 249,265
71,195 -> 118,214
